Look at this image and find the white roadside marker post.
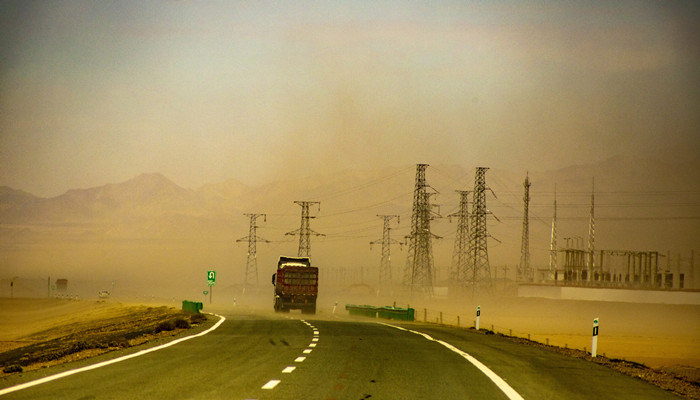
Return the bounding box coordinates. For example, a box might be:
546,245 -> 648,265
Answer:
476,306 -> 481,330
333,301 -> 338,314
591,317 -> 599,357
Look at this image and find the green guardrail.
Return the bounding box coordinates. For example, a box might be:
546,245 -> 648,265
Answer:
345,304 -> 415,321
182,300 -> 203,313
377,306 -> 415,321
345,304 -> 377,318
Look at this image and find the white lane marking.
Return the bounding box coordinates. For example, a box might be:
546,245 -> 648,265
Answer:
381,323 -> 525,400
282,366 -> 296,373
312,337 -> 319,342
303,349 -> 313,354
262,379 -> 281,389
0,313 -> 227,397
294,356 -> 306,362
309,343 -> 317,348
313,330 -> 319,335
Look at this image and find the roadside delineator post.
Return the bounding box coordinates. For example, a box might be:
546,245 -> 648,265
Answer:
476,306 -> 481,330
591,317 -> 599,357
333,301 -> 338,314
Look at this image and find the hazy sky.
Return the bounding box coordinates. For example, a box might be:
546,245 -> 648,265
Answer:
1,1 -> 698,197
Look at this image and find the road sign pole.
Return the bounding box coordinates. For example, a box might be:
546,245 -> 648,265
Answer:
591,317 -> 599,357
206,270 -> 216,305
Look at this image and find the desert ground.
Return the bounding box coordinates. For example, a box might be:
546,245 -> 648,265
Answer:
0,298 -> 205,375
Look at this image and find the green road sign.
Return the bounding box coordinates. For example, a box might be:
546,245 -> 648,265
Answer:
203,290 -> 209,295
207,270 -> 216,286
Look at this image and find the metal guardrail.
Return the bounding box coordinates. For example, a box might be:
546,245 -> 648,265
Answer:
345,304 -> 415,321
182,300 -> 203,313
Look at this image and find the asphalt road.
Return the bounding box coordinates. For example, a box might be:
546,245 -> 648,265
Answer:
0,311 -> 680,400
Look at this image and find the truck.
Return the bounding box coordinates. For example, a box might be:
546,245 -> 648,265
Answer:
271,256 -> 318,314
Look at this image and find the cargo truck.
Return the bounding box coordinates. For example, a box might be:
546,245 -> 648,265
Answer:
271,256 -> 318,314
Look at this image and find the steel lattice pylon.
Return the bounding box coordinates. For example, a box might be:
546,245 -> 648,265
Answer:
370,215 -> 401,285
449,190 -> 471,285
236,213 -> 269,288
285,201 -> 324,257
587,178 -> 595,280
403,164 -> 440,292
466,167 -> 493,287
517,174 -> 532,282
549,185 -> 558,280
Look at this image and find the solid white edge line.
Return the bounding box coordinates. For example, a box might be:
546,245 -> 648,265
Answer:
0,313 -> 227,397
380,322 -> 525,400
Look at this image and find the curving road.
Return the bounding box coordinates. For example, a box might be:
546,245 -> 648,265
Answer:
0,311 -> 678,399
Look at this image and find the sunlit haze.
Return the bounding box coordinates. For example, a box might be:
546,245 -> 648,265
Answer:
1,1 -> 698,197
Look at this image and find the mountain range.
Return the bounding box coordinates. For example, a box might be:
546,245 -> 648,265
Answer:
1,155 -> 698,292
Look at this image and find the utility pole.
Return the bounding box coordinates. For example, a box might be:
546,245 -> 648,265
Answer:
370,215 -> 402,286
466,167 -> 497,289
450,190 -> 471,285
236,213 -> 269,289
587,177 -> 596,282
518,173 -> 532,282
403,164 -> 441,294
549,185 -> 558,282
286,201 -> 324,257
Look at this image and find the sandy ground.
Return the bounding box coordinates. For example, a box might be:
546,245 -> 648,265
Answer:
0,299 -> 128,352
0,298 -> 201,375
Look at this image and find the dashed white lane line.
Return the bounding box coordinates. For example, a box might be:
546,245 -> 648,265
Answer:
0,313 -> 227,397
262,380 -> 281,389
380,322 -> 525,400
260,319 -> 317,393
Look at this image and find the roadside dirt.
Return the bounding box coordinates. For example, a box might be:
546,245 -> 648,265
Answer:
0,298 -> 206,376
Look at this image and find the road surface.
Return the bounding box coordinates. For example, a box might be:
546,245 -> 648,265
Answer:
0,311 -> 679,399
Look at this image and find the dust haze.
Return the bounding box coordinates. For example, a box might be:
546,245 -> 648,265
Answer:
1,0 -> 699,375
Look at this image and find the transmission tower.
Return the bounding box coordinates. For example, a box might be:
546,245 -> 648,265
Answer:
403,164 -> 441,293
518,173 -> 532,282
549,185 -> 558,280
587,177 -> 595,280
449,190 -> 471,285
370,215 -> 402,285
466,167 -> 496,288
236,213 -> 269,288
285,201 -> 324,257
